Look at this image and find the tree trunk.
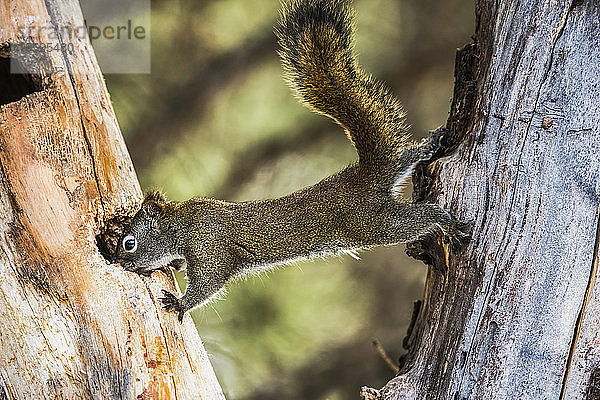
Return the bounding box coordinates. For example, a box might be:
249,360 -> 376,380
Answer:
367,0 -> 600,399
0,1 -> 224,399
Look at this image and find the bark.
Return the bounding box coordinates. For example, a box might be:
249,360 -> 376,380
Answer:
367,0 -> 600,399
0,1 -> 224,399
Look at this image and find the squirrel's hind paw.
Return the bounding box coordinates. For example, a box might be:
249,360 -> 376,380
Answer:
160,290 -> 185,322
429,126 -> 446,150
442,219 -> 473,251
419,126 -> 447,162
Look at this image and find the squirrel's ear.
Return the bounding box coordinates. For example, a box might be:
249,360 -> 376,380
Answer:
141,191 -> 166,218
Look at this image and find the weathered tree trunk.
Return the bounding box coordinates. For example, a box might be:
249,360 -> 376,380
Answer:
366,0 -> 600,399
0,1 -> 224,399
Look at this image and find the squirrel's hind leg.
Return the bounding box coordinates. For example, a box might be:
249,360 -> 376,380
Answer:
389,202 -> 472,250
391,127 -> 445,195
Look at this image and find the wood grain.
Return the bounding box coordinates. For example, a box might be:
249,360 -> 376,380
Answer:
0,0 -> 224,398
375,0 -> 600,398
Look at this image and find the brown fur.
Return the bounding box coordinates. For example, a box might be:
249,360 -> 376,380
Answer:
114,0 -> 470,321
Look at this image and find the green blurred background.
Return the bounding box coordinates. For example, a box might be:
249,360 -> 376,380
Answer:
104,0 -> 474,398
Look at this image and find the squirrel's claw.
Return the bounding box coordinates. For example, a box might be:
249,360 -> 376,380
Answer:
418,126 -> 447,163
443,220 -> 473,251
160,290 -> 185,321
426,126 -> 447,160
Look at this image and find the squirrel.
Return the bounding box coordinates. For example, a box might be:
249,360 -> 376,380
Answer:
114,0 -> 471,321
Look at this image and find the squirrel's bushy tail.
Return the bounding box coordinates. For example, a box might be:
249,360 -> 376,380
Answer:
275,0 -> 410,169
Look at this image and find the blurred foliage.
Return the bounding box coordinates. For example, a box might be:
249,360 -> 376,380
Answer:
104,0 -> 474,398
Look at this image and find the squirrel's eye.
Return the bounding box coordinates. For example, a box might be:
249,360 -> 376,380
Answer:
122,235 -> 137,252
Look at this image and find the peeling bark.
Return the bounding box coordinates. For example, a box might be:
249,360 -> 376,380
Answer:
369,0 -> 600,398
0,1 -> 224,399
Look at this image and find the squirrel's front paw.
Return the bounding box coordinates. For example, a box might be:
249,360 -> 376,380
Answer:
160,290 -> 185,322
